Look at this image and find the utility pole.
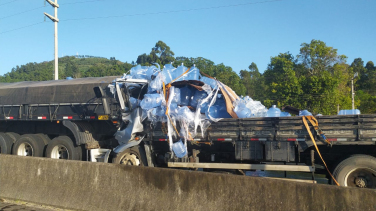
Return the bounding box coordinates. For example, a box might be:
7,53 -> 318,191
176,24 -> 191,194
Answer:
351,72 -> 358,110
44,0 -> 59,80
351,79 -> 355,110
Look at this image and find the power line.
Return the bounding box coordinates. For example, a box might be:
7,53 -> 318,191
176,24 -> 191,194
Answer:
60,0 -> 105,5
0,0 -> 107,34
0,0 -> 18,6
0,0 -> 105,20
62,0 -> 282,22
0,0 -> 282,34
0,21 -> 44,35
0,6 -> 44,20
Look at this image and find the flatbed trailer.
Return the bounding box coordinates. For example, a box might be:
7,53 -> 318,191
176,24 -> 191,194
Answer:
145,114 -> 376,186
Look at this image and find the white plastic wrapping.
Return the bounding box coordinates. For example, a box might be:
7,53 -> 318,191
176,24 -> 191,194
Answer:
233,96 -> 269,118
176,66 -> 200,81
161,64 -> 176,84
177,106 -> 195,123
130,65 -> 149,79
205,87 -> 222,122
170,87 -> 181,104
200,76 -> 218,89
140,93 -> 163,110
149,72 -> 163,92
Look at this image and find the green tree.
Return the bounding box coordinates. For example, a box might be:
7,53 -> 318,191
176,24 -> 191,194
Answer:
263,53 -> 302,108
357,60 -> 376,91
299,71 -> 340,114
150,41 -> 175,66
292,40 -> 352,114
240,62 -> 265,100
64,60 -> 79,78
136,41 -> 175,67
357,90 -> 376,114
212,63 -> 246,95
0,56 -> 130,82
354,60 -> 376,113
84,65 -> 105,77
136,53 -> 150,66
333,62 -> 353,110
248,62 -> 258,72
365,61 -> 375,71
298,39 -> 346,75
351,58 -> 366,90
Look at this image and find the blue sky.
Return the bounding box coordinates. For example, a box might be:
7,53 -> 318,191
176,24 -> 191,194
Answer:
0,0 -> 375,76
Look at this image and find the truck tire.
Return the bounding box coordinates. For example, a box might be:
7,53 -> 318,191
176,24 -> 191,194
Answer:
0,133 -> 14,154
45,136 -> 82,160
112,146 -> 147,166
12,134 -> 46,157
5,132 -> 19,143
34,133 -> 50,145
332,155 -> 376,189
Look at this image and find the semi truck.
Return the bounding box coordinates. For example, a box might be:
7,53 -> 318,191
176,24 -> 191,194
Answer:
0,76 -> 375,189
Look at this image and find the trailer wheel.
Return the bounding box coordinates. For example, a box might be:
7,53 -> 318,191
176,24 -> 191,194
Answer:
0,133 -> 14,154
12,134 -> 46,157
112,146 -> 147,166
5,132 -> 19,143
45,136 -> 82,160
332,155 -> 376,189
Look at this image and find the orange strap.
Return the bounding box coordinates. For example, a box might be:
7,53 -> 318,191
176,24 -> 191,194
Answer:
167,114 -> 180,135
162,82 -> 166,98
164,68 -> 191,114
305,116 -> 331,145
200,70 -> 215,79
166,67 -> 191,89
302,116 -> 340,186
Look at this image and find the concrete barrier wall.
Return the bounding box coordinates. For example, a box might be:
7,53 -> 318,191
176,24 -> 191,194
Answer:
0,155 -> 375,211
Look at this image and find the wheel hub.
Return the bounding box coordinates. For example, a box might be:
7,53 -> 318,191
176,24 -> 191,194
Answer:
120,153 -> 140,166
346,168 -> 376,189
50,145 -> 69,159
17,143 -> 34,156
355,177 -> 367,188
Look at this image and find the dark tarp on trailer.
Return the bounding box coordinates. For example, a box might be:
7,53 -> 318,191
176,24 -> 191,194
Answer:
0,76 -> 118,105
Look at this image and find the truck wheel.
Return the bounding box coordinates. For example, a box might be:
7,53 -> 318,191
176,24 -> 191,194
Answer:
112,146 -> 147,166
5,132 -> 19,143
12,134 -> 46,157
0,133 -> 14,154
332,155 -> 376,189
45,136 -> 82,160
34,133 -> 50,145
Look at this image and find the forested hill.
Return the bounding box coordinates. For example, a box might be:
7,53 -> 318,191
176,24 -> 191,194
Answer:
0,56 -> 133,82
1,40 -> 375,115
